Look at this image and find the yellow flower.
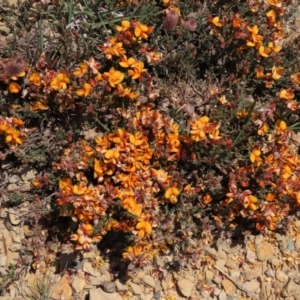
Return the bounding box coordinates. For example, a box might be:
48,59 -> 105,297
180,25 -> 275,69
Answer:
116,20 -> 131,32
290,73 -> 300,85
250,147 -> 262,166
136,220 -> 152,237
8,82 -> 21,94
129,132 -> 144,146
244,195 -> 258,210
271,66 -> 283,80
246,25 -> 263,47
72,185 -> 87,195
258,123 -> 269,135
5,127 -> 22,145
275,120 -> 287,133
165,187 -> 180,204
76,83 -> 92,97
116,84 -> 139,99
104,67 -> 124,87
259,45 -> 271,57
279,89 -> 294,100
119,55 -> 136,68
128,61 -> 147,80
212,16 -> 222,27
104,149 -> 120,163
50,73 -> 70,90
134,22 -> 150,39
73,62 -> 88,76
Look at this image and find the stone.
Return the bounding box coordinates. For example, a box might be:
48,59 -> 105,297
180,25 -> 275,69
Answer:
72,277 -> 86,293
8,211 -> 21,226
270,257 -> 281,269
9,243 -> 21,252
255,235 -> 263,246
177,278 -> 194,297
221,239 -> 241,254
260,282 -> 272,300
222,278 -> 236,295
218,250 -> 228,260
0,254 -> 7,267
225,259 -> 236,270
129,282 -> 143,295
99,265 -> 111,281
282,280 -> 300,297
242,280 -> 260,293
286,240 -> 295,252
142,275 -> 156,288
218,290 -> 227,300
216,259 -> 226,269
243,270 -> 260,281
256,243 -> 274,261
8,175 -> 20,183
83,261 -> 101,277
229,270 -> 240,280
88,275 -> 105,286
246,250 -> 256,264
206,270 -> 214,284
115,279 -> 128,292
295,239 -> 300,251
276,270 -> 289,283
265,268 -> 275,278
101,281 -> 116,293
89,288 -> 123,300
51,275 -> 72,300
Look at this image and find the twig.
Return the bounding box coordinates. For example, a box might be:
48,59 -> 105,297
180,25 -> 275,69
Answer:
213,265 -> 256,298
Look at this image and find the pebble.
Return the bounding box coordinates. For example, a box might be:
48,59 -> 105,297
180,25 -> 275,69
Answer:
218,290 -> 227,300
101,281 -> 116,293
216,259 -> 226,269
282,280 -> 300,297
265,268 -> 275,278
88,275 -> 105,286
115,279 -> 128,292
221,278 -> 236,295
243,270 -> 260,281
51,275 -> 72,300
295,239 -> 300,251
246,249 -> 256,264
99,265 -> 111,281
256,243 -> 274,261
225,259 -> 236,270
8,211 -> 21,226
72,278 -> 86,293
229,270 -> 240,280
89,289 -> 122,300
83,261 -> 101,277
218,250 -> 228,260
242,280 -> 260,293
153,290 -> 161,299
276,270 -> 289,283
206,270 -> 214,284
142,275 -> 156,288
129,282 -> 143,295
177,278 -> 194,297
286,240 -> 295,252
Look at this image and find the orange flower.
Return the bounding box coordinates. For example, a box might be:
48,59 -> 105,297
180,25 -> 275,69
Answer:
8,82 -> 21,94
246,25 -> 263,47
257,123 -> 269,135
265,193 -> 276,202
232,16 -> 242,28
116,20 -> 131,32
104,149 -> 120,163
250,147 -> 262,166
12,118 -> 25,126
152,169 -> 170,184
72,185 -> 87,195
266,10 -> 276,26
267,0 -> 282,7
30,100 -> 49,111
50,73 -> 70,90
73,62 -> 88,76
134,22 -> 151,39
203,194 -> 212,204
104,67 -> 124,87
165,187 -> 180,204
190,116 -> 209,141
259,45 -> 272,57
119,55 -> 136,68
256,66 -> 265,78
29,72 -> 41,85
212,16 -> 222,27
275,120 -> 287,133
116,84 -> 139,99
279,89 -> 294,100
128,61 -> 147,80
281,165 -> 293,179
271,66 -> 283,80
5,127 -> 23,146
136,220 -> 152,237
76,83 -> 92,97
129,132 -> 144,146
290,73 -> 300,85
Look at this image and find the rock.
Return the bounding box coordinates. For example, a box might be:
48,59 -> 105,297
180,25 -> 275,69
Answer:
286,240 -> 295,252
177,278 -> 194,297
218,250 -> 227,260
243,270 -> 260,281
256,243 -> 274,261
0,254 -> 7,267
213,275 -> 222,285
88,275 -> 105,286
276,270 -> 289,283
282,280 -> 300,297
260,282 -> 272,300
129,282 -> 143,295
255,235 -> 263,246
89,288 -> 123,300
221,239 -> 241,254
21,169 -> 37,182
265,268 -> 275,278
101,281 -> 116,293
225,259 -> 236,270
153,290 -> 161,299
206,270 -> 214,284
216,259 -> 226,269
242,280 -> 260,293
206,247 -> 218,259
8,175 -> 20,183
99,265 -> 111,281
140,293 -> 154,300
218,290 -> 227,300
142,275 -> 156,288
51,275 -> 72,300
83,261 -> 101,277
229,270 -> 240,280
222,278 -> 236,295
72,277 -> 86,293
295,239 -> 300,251
9,243 -> 21,252
115,279 -> 128,292
246,250 -> 256,264
270,257 -> 281,269
8,211 -> 21,226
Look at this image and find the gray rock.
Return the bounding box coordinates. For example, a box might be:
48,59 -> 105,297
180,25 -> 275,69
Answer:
265,268 -> 275,278
286,240 -> 295,252
101,281 -> 116,293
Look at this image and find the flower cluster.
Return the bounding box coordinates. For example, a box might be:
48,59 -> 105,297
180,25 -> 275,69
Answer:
0,117 -> 26,149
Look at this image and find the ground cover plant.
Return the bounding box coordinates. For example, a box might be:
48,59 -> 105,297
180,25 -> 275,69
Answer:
0,0 -> 300,294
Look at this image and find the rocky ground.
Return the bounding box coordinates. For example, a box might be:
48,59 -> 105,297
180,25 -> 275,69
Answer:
1,206 -> 300,300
